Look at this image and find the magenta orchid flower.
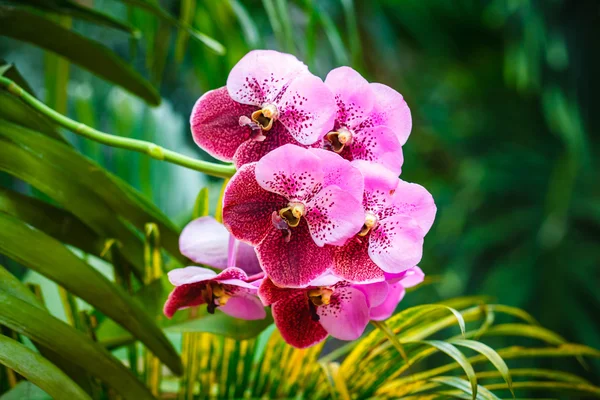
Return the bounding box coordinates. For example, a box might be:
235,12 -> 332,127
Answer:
332,161 -> 436,283
222,144 -> 364,288
370,266 -> 425,320
258,274 -> 389,348
163,266 -> 266,320
191,50 -> 337,168
179,216 -> 261,274
322,67 -> 412,175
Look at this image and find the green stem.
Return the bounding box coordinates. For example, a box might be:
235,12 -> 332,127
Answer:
0,76 -> 237,179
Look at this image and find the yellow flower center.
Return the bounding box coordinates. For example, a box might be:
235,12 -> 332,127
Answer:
358,212 -> 378,236
307,288 -> 333,306
251,103 -> 278,131
202,282 -> 231,314
325,127 -> 353,153
278,202 -> 305,228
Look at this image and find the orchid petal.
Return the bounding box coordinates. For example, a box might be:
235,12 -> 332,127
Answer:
354,281 -> 389,308
278,74 -> 337,145
369,282 -> 406,321
353,160 -> 399,213
368,215 -> 424,273
305,185 -> 364,247
219,295 -> 266,320
272,291 -> 328,348
254,144 -> 324,201
392,180 -> 437,234
226,50 -> 308,106
167,266 -> 217,286
309,148 -> 364,201
332,236 -> 385,284
399,266 -> 425,288
223,163 -> 287,245
348,126 -> 404,175
190,87 -> 255,162
318,286 -> 369,341
163,283 -> 206,318
180,216 -> 229,269
324,66 -> 375,129
362,83 -> 412,145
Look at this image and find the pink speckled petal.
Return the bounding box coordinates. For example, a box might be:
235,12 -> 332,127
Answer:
361,83 -> 412,145
332,236 -> 385,284
348,126 -> 404,175
232,122 -> 305,168
392,180 -> 437,234
254,144 -> 324,201
167,266 -> 217,286
368,215 -> 425,273
256,223 -> 332,288
277,74 -> 337,145
226,50 -> 309,106
354,281 -> 389,308
369,282 -> 406,321
318,286 -> 369,341
219,294 -> 266,320
163,283 -> 206,318
309,148 -> 364,201
305,185 -> 364,247
353,160 -> 399,213
223,163 -> 288,245
258,277 -> 293,306
324,66 -> 375,129
180,216 -> 229,269
190,87 -> 255,162
272,291 -> 328,348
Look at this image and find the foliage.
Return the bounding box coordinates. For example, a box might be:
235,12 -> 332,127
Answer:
0,0 -> 598,399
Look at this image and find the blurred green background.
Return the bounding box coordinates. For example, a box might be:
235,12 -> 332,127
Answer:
1,0 -> 599,386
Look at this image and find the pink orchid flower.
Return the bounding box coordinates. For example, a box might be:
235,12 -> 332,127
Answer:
163,266 -> 266,320
191,50 -> 337,168
222,144 -> 365,288
332,161 -> 436,283
179,216 -> 261,275
322,66 -> 412,175
370,266 -> 425,320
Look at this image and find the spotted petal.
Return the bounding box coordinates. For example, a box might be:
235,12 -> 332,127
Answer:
354,160 -> 399,213
163,283 -> 206,318
223,163 -> 287,245
309,148 -> 364,201
332,236 -> 385,283
256,223 -> 333,288
226,50 -> 308,106
392,180 -> 437,234
277,74 -> 337,145
368,215 -> 425,273
346,126 -> 404,175
190,87 -> 255,162
254,144 -> 324,201
305,185 -> 364,247
317,286 -> 370,341
361,83 -> 412,145
272,291 -> 328,349
324,66 -> 374,129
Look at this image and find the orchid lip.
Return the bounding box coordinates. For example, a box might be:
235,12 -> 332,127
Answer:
358,212 -> 378,237
202,282 -> 231,314
325,127 -> 353,153
278,202 -> 306,228
251,103 -> 279,131
307,287 -> 334,321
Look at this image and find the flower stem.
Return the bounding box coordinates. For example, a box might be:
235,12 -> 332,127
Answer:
0,76 -> 237,179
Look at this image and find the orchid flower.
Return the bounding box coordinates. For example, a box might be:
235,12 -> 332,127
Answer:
163,266 -> 266,320
323,67 -> 412,175
332,161 -> 436,283
191,50 -> 337,167
179,216 -> 261,275
370,266 -> 425,320
222,144 -> 364,288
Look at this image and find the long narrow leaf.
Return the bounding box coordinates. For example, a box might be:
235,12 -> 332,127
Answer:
0,212 -> 183,375
0,6 -> 160,105
0,334 -> 91,400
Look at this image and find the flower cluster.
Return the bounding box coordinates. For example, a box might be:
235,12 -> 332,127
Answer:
164,50 -> 436,348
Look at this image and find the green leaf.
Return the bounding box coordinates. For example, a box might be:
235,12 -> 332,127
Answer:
413,340 -> 478,400
165,312 -> 274,340
117,0 -> 226,55
485,381 -> 600,396
0,6 -> 160,105
0,291 -> 156,400
477,368 -> 591,385
0,334 -> 91,400
193,187 -> 210,219
6,0 -> 139,35
389,304 -> 467,338
429,377 -> 500,400
229,0 -> 261,49
0,212 -> 183,375
450,339 -> 514,398
481,323 -> 566,345
0,119 -> 183,269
